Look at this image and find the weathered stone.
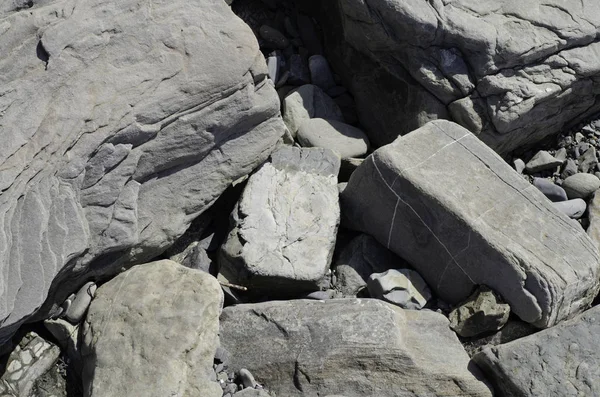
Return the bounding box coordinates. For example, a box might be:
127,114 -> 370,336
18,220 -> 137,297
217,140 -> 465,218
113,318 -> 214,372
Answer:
588,192 -> 600,250
81,260 -> 223,397
367,269 -> 431,309
579,146 -> 598,173
561,159 -> 579,179
449,286 -> 510,338
341,120 -> 600,328
513,159 -> 526,174
308,55 -> 336,91
62,281 -> 96,324
0,0 -> 284,343
44,318 -> 82,375
525,151 -> 563,173
287,54 -> 311,86
297,118 -> 369,158
532,178 -> 568,202
461,319 -> 538,357
283,84 -> 344,136
552,199 -> 587,219
219,147 -> 340,294
474,304 -> 600,397
221,299 -> 492,397
330,0 -> 600,154
562,172 -> 600,199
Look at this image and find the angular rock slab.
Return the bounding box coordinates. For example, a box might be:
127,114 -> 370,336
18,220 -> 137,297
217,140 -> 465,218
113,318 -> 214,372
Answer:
474,304 -> 600,397
220,299 -> 492,397
341,120 -> 600,328
219,147 -> 340,294
81,260 -> 223,397
334,0 -> 600,154
0,0 -> 284,342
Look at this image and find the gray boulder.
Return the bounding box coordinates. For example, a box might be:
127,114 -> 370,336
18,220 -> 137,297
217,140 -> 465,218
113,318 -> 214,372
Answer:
474,304 -> 600,397
283,84 -> 345,136
552,198 -> 587,219
81,260 -> 223,397
0,0 -> 284,343
296,118 -> 370,158
525,151 -> 563,173
341,120 -> 600,328
562,172 -> 600,199
220,299 -> 493,397
325,0 -> 600,154
449,286 -> 510,338
219,147 -> 340,294
367,269 -> 431,310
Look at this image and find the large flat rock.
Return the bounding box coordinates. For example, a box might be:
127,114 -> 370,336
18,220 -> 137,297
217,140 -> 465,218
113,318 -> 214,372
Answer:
326,0 -> 600,153
0,0 -> 284,342
81,260 -> 223,397
220,299 -> 492,397
474,304 -> 600,396
341,120 -> 600,328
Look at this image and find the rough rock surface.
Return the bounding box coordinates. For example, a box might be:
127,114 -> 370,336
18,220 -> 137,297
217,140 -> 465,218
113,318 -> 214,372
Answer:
474,304 -> 600,397
341,120 -> 600,328
449,286 -> 510,338
220,299 -> 492,397
219,147 -> 340,294
0,0 -> 284,342
367,269 -> 431,310
81,260 -> 223,397
329,0 -> 600,153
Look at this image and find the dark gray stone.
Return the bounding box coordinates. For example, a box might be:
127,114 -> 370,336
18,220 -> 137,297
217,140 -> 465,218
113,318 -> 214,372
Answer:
308,55 -> 336,91
449,286 -> 510,338
579,146 -> 599,173
296,14 -> 322,55
532,178 -> 568,202
259,25 -> 289,50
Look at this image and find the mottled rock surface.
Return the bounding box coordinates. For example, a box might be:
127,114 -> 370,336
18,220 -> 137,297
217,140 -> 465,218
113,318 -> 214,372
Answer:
0,0 -> 284,342
474,304 -> 600,397
221,299 -> 492,397
341,120 -> 600,328
81,260 -> 223,397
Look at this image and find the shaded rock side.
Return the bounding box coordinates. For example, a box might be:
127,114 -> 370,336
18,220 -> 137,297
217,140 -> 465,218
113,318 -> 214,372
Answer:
0,0 -> 284,342
330,0 -> 600,153
341,120 -> 600,328
219,147 -> 340,294
473,304 -> 600,397
81,260 -> 223,397
220,299 -> 492,397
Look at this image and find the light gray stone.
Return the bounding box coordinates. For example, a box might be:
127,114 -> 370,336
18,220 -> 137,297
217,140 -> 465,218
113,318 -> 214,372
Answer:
297,118 -> 370,158
513,159 -> 526,174
367,269 -> 431,310
81,260 -> 223,397
62,281 -> 96,324
525,151 -> 564,173
234,389 -> 272,397
449,286 -> 510,338
287,54 -> 311,86
219,147 -> 340,294
220,299 -> 492,397
579,146 -> 598,173
332,0 -> 600,154
532,178 -> 568,202
473,304 -> 600,397
552,198 -> 587,219
562,172 -> 600,199
283,84 -> 344,136
0,0 -> 284,343
308,55 -> 336,91
341,120 -> 600,328
44,318 -> 82,375
588,192 -> 600,250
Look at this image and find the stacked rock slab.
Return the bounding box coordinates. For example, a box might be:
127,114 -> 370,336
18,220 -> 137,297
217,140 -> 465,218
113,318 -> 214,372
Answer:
341,120 -> 600,328
220,299 -> 492,397
220,146 -> 340,294
330,0 -> 600,154
81,260 -> 223,397
473,304 -> 600,396
0,0 -> 284,342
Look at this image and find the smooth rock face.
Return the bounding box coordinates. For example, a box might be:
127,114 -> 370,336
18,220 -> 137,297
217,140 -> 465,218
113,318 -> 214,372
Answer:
297,118 -> 370,158
331,0 -> 600,154
0,0 -> 284,342
474,304 -> 600,397
220,299 -> 493,397
81,260 -> 223,397
219,147 -> 340,293
341,120 -> 600,328
283,84 -> 344,135
562,173 -> 600,199
367,269 -> 431,310
449,286 -> 510,338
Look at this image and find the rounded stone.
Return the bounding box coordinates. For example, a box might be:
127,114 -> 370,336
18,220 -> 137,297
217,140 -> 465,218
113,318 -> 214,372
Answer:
532,178 -> 568,202
552,199 -> 587,219
562,173 -> 600,199
297,118 -> 370,158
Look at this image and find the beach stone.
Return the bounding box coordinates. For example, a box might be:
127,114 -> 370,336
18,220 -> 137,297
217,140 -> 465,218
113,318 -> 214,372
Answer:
474,304 -> 600,397
532,178 -> 568,202
283,85 -> 344,136
81,260 -> 223,397
309,55 -> 336,90
341,120 -> 600,328
259,25 -> 289,49
562,173 -> 600,199
449,286 -> 511,338
525,151 -> 564,173
297,118 -> 369,158
221,299 -> 492,396
552,199 -> 587,219
287,54 -> 311,86
219,147 -> 340,294
513,159 -> 526,174
367,269 -> 431,310
561,159 -> 579,179
579,146 -> 598,173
